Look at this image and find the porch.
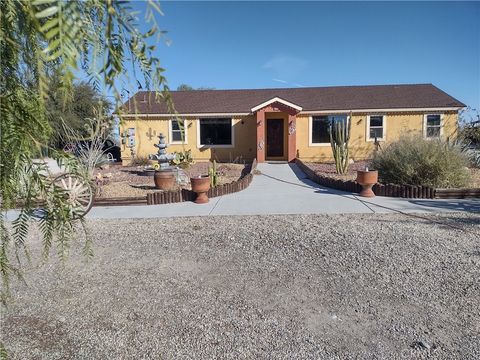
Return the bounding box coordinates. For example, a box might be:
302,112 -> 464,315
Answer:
252,97 -> 302,162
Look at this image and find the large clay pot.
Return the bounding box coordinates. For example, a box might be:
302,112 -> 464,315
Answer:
190,175 -> 210,204
356,170 -> 378,197
154,170 -> 175,190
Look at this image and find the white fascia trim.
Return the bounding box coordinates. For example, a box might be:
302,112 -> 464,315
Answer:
301,107 -> 462,115
196,118 -> 235,149
366,115 -> 387,142
121,113 -> 249,118
168,118 -> 188,145
250,97 -> 303,113
119,107 -> 462,118
308,116 -> 330,147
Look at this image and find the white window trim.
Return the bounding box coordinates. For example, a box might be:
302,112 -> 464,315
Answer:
196,118 -> 235,149
169,119 -> 188,145
423,114 -> 444,139
308,116 -> 331,147
366,115 -> 387,142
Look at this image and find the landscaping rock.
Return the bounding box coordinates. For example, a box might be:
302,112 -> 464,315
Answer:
2,213 -> 479,359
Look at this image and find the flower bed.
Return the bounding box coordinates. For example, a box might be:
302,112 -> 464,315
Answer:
94,162 -> 251,199
93,160 -> 257,206
296,159 -> 480,199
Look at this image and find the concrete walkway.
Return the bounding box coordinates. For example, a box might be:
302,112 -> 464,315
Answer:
88,163 -> 480,219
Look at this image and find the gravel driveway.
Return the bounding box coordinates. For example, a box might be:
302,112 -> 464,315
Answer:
1,213 -> 479,359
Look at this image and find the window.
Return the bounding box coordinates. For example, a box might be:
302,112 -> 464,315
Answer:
425,114 -> 441,138
367,115 -> 385,141
199,118 -> 233,146
170,119 -> 185,143
309,115 -> 349,146
311,116 -> 330,144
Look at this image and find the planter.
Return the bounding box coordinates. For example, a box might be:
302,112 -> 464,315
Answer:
154,170 -> 175,190
356,170 -> 378,197
190,175 -> 210,204
140,168 -> 155,176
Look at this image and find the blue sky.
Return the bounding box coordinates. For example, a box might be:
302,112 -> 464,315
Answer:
119,1 -> 479,110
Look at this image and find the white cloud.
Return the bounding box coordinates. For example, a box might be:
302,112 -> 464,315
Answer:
272,78 -> 288,84
263,55 -> 308,79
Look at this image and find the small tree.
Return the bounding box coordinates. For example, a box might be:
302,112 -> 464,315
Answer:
329,114 -> 351,174
46,74 -> 112,149
1,0 -> 173,304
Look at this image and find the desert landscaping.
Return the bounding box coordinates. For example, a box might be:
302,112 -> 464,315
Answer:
1,213 -> 479,359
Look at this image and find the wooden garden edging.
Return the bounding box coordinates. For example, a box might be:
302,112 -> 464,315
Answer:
94,196 -> 148,206
434,188 -> 480,199
295,159 -> 480,199
146,159 -> 257,205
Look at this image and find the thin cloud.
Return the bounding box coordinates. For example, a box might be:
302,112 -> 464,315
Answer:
272,79 -> 305,88
263,54 -> 308,79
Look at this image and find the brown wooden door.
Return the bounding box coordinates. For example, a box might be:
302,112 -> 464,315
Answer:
266,119 -> 284,158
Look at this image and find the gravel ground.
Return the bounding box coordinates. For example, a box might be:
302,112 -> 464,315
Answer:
306,162 -> 480,188
95,163 -> 250,198
306,161 -> 371,181
1,213 -> 479,359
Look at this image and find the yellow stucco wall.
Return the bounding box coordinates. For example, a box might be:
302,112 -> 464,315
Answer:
120,111 -> 458,164
296,111 -> 458,162
120,116 -> 256,164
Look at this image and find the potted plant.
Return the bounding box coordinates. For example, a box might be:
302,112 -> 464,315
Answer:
190,175 -> 210,204
356,167 -> 378,197
154,169 -> 175,190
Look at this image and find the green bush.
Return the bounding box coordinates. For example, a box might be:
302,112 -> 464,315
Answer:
130,156 -> 151,166
371,136 -> 470,188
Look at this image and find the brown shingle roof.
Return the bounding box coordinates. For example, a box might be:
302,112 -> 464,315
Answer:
123,83 -> 465,114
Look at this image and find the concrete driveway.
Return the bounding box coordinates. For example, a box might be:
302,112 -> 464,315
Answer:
88,163 -> 480,219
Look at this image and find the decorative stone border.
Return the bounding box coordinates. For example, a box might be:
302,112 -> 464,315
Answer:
296,159 -> 480,199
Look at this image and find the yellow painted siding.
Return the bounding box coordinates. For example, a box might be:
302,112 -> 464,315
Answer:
120,111 -> 458,164
296,111 -> 458,162
120,116 -> 256,164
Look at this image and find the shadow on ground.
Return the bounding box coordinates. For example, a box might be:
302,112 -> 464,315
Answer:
408,199 -> 480,214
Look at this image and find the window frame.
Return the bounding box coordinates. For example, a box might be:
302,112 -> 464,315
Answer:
366,115 -> 386,142
169,118 -> 188,145
308,116 -> 331,147
196,117 -> 234,148
423,114 -> 443,139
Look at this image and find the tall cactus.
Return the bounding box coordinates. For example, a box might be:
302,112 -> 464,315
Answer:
329,114 -> 351,174
209,160 -> 218,187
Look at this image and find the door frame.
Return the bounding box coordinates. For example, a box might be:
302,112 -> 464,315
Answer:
265,118 -> 286,160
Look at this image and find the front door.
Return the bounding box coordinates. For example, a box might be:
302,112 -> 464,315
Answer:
266,119 -> 284,158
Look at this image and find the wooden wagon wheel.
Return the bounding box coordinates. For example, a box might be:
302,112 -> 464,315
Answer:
51,173 -> 94,219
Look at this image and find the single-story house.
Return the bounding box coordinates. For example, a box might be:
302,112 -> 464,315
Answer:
119,83 -> 465,164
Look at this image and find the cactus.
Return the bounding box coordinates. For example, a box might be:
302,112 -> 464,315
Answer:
329,115 -> 351,174
208,160 -> 218,187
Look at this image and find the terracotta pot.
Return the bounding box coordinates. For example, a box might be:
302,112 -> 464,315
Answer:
190,175 -> 210,204
154,170 -> 175,190
356,170 -> 378,197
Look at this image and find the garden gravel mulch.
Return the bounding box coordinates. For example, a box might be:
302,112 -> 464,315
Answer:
95,163 -> 250,198
306,162 -> 480,188
1,213 -> 479,359
305,161 -> 370,181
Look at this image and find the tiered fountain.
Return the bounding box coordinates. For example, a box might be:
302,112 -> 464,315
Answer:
148,133 -> 176,190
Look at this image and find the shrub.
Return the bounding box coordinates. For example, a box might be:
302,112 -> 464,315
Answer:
459,123 -> 480,147
130,156 -> 151,166
371,136 -> 470,188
